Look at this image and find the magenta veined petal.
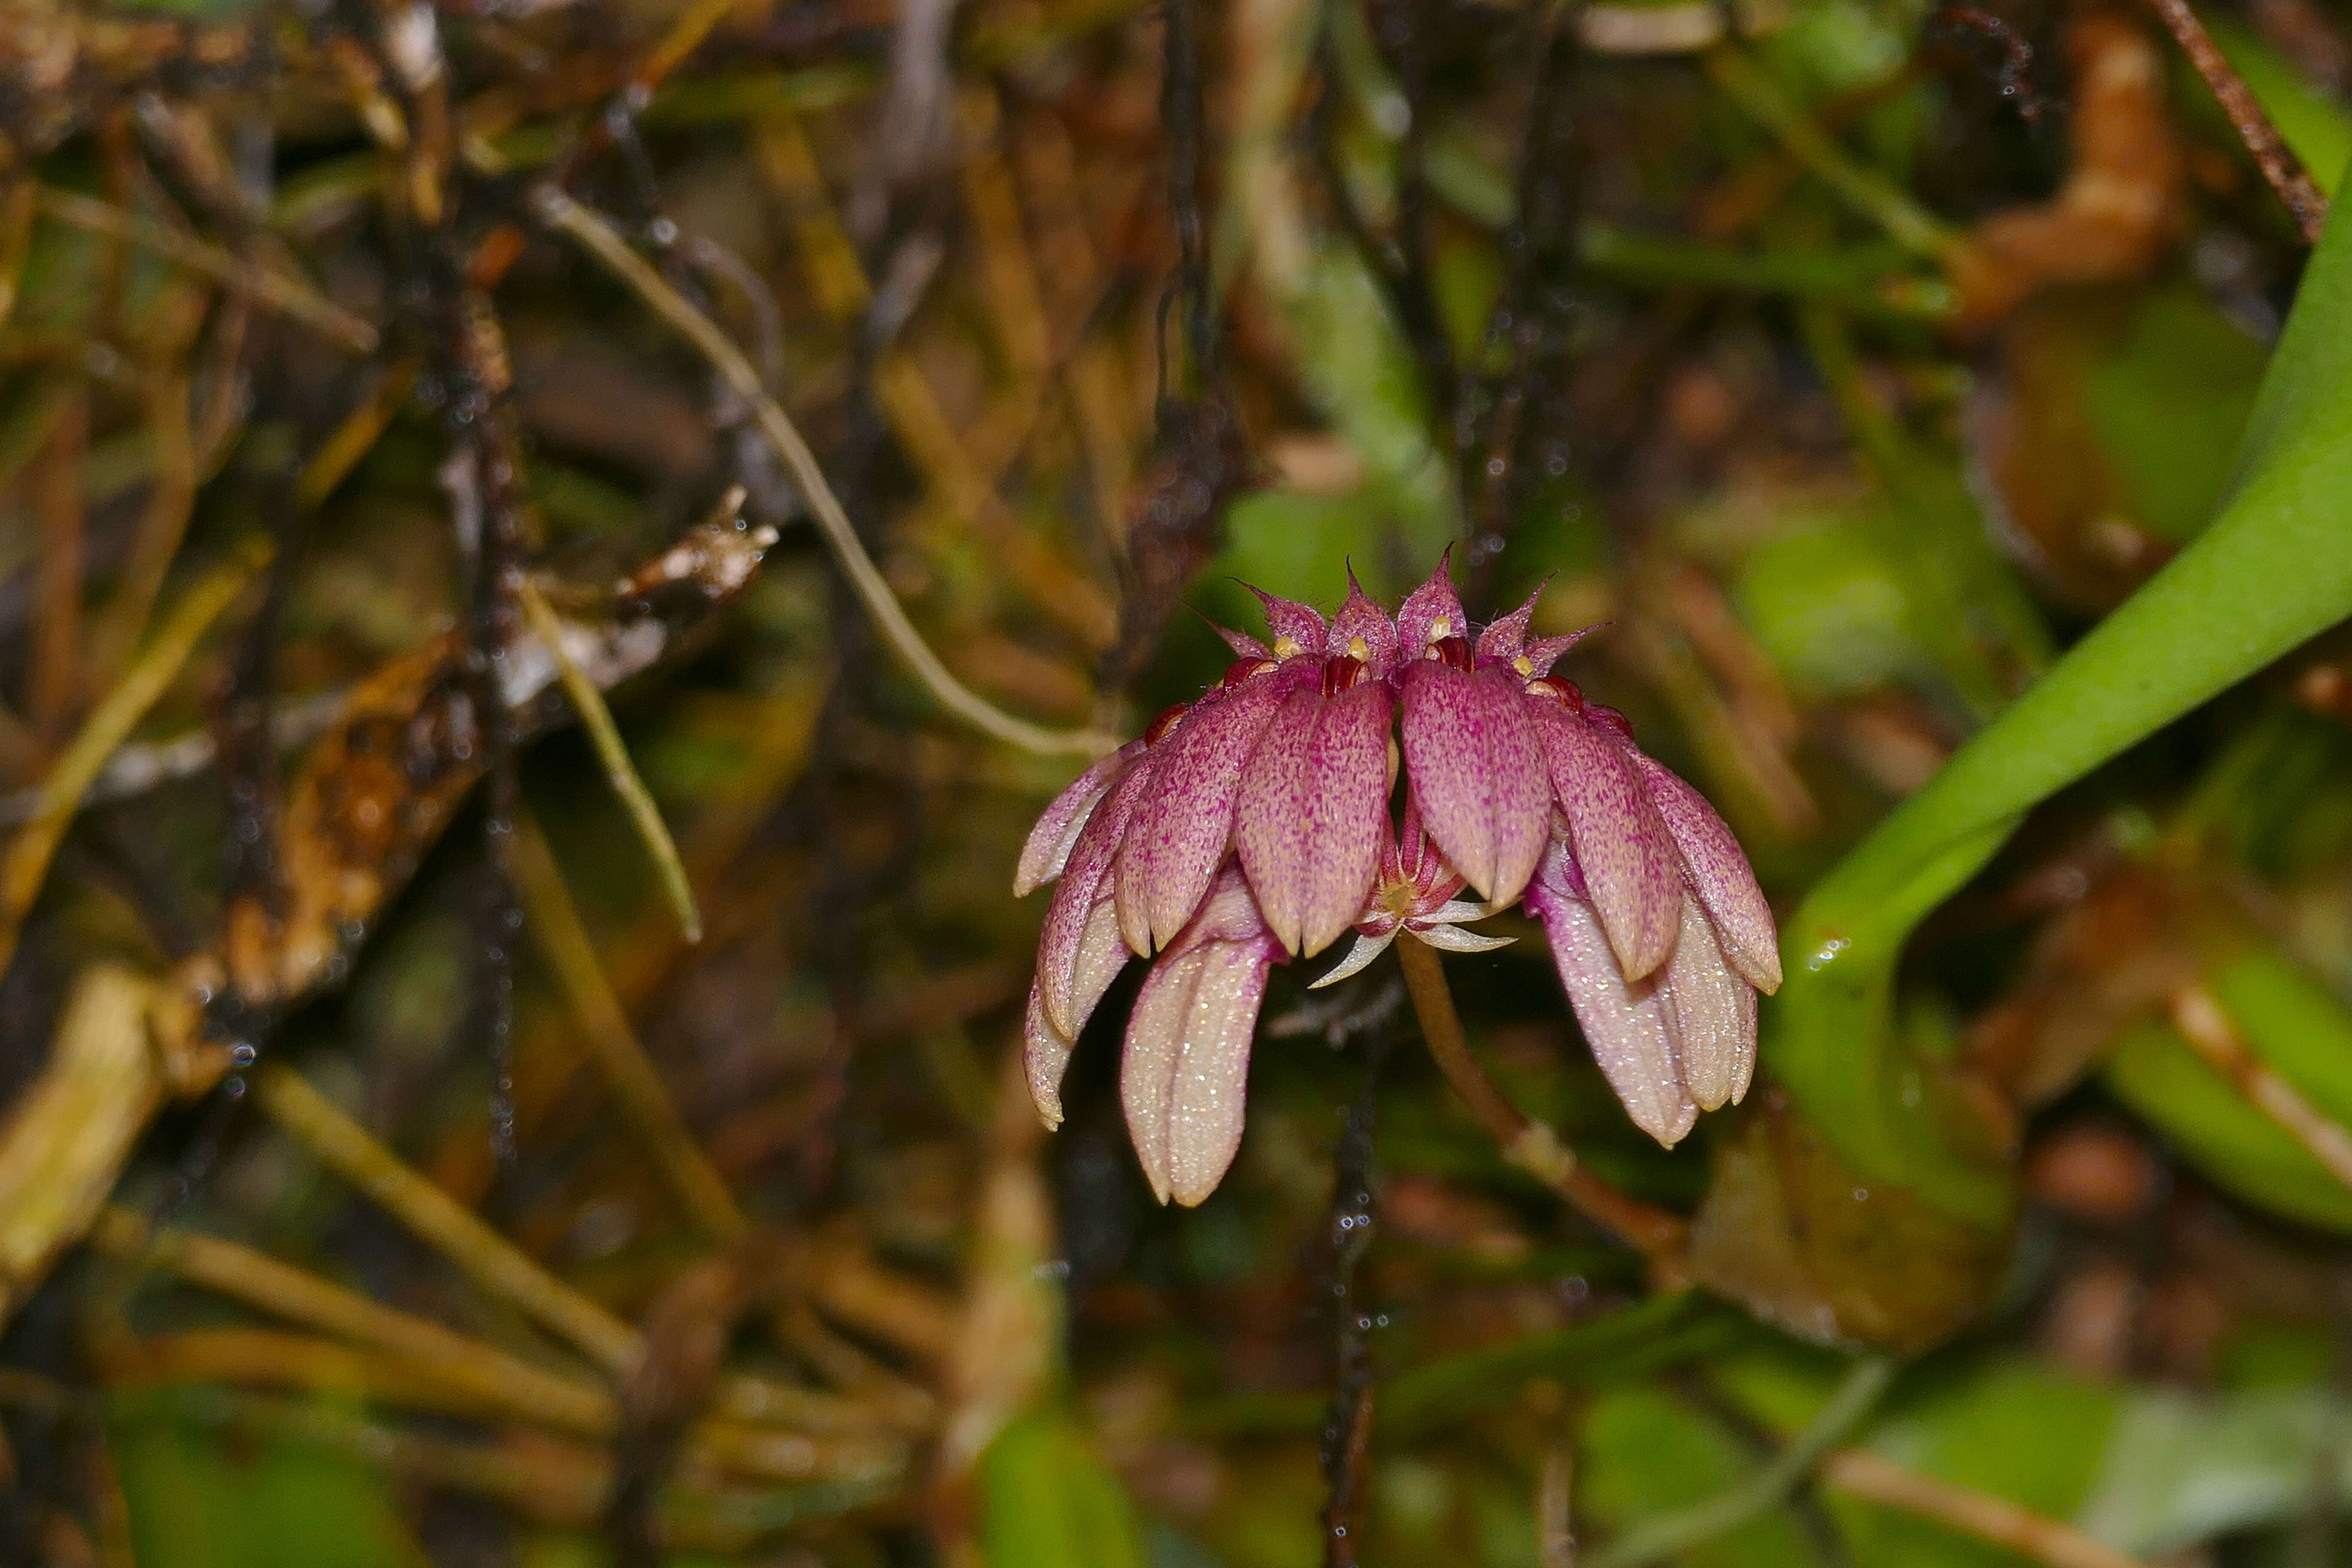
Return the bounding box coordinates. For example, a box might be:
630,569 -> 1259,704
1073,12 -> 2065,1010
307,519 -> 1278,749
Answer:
1115,677 -> 1287,953
1535,704 -> 1681,982
1234,680 -> 1393,957
1525,848 -> 1697,1146
1655,896 -> 1755,1111
1326,568 -> 1402,675
1035,758 -> 1154,1035
1120,873 -> 1283,1205
1395,557 -> 1468,656
1398,663 -> 1548,908
1013,740 -> 1145,897
1626,750 -> 1782,993
1247,585 -> 1328,654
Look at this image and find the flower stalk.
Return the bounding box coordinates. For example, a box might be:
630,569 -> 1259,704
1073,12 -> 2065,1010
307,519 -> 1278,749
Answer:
1395,933 -> 1690,1272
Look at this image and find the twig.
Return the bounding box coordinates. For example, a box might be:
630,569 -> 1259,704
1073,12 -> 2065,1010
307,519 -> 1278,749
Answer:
516,576 -> 704,943
2169,984 -> 2352,1191
1819,1449 -> 2150,1568
507,805 -> 745,1240
1393,934 -> 1690,1271
0,538 -> 273,977
296,358 -> 420,510
1585,1355 -> 1896,1568
251,1064 -> 643,1378
0,689 -> 349,828
33,187 -> 380,354
531,187 -> 1119,760
2139,0 -> 2329,243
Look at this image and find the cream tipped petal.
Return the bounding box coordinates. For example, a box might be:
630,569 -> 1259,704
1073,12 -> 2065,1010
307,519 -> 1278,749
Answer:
1308,929 -> 1395,989
1014,740 -> 1143,897
1234,681 -> 1393,956
1655,897 -> 1755,1111
1327,570 -> 1401,674
1120,874 -> 1281,1206
1396,559 -> 1467,655
1399,663 -> 1548,907
1023,983 -> 1073,1128
1536,706 -> 1682,982
1526,851 -> 1697,1147
1627,750 -> 1782,993
1247,586 -> 1328,652
1115,677 -> 1287,952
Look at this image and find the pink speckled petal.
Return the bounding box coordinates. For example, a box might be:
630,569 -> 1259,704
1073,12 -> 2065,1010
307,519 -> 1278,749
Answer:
1116,678 -> 1286,952
1037,758 -> 1153,1033
1395,554 -> 1468,656
1519,631 -> 1596,679
1525,847 -> 1697,1147
1235,681 -> 1393,957
1626,750 -> 1782,993
1536,705 -> 1681,982
1473,580 -> 1547,665
1655,897 -> 1755,1111
1326,567 -> 1401,675
1023,983 -> 1074,1127
1214,623 -> 1274,662
1246,585 -> 1328,654
1014,740 -> 1145,896
1399,664 -> 1548,907
1023,883 -> 1132,1126
1120,873 -> 1282,1205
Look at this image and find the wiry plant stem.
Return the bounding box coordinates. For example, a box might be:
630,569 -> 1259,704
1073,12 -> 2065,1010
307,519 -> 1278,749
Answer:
2139,0 -> 2329,244
533,187 -> 1120,760
1394,934 -> 1689,1273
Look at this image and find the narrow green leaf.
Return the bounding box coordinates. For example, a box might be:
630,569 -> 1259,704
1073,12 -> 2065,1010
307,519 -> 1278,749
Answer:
1768,198 -> 2352,1219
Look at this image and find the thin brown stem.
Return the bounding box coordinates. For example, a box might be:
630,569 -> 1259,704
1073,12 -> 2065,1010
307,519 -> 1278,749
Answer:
2141,0 -> 2330,243
1819,1449 -> 2150,1568
1394,934 -> 1689,1273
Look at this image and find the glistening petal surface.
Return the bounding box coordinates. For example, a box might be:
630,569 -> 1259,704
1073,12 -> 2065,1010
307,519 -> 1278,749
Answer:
1655,897 -> 1754,1111
1035,758 -> 1152,1035
1399,663 -> 1547,906
1537,705 -> 1682,981
1119,875 -> 1281,1205
1526,850 -> 1697,1146
1014,740 -> 1142,896
1116,677 -> 1286,951
1234,681 -> 1393,956
1629,750 -> 1782,992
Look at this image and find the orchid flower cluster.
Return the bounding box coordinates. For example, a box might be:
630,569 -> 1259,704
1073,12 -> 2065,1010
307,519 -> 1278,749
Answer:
1014,563 -> 1782,1206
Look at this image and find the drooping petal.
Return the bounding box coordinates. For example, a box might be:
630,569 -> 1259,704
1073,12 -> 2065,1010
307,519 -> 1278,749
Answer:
1120,873 -> 1283,1205
1472,580 -> 1547,665
1013,740 -> 1144,896
1246,585 -> 1328,655
1308,928 -> 1396,989
1115,677 -> 1287,952
1626,750 -> 1782,993
1655,897 -> 1754,1112
1023,984 -> 1073,1127
1326,567 -> 1401,675
1535,705 -> 1681,982
1036,758 -> 1154,1034
1395,553 -> 1467,656
1399,663 -> 1548,907
1525,847 -> 1697,1146
1234,680 -> 1393,956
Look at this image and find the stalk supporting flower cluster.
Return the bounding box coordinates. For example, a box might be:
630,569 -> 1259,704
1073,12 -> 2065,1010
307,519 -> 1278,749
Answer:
1014,560 -> 1782,1206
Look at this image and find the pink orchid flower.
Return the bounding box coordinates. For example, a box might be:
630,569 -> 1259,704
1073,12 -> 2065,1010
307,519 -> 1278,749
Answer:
1014,560 -> 1782,1204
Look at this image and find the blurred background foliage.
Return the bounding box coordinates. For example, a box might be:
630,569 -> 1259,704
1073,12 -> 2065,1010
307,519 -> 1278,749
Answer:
1,0 -> 2352,1561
